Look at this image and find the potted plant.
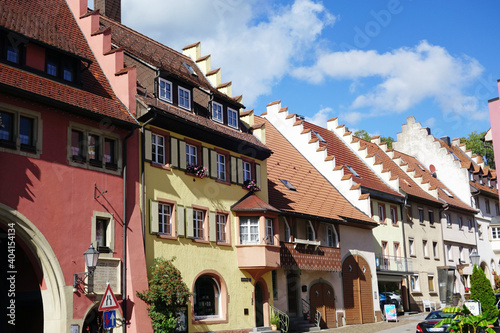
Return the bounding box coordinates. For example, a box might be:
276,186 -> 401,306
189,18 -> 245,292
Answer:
243,179 -> 261,192
270,312 -> 280,331
186,164 -> 208,178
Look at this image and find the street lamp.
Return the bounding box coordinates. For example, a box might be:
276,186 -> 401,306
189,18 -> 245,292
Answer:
73,243 -> 100,290
470,249 -> 480,267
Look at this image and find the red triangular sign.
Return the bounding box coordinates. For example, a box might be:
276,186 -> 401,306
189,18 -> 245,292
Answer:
98,284 -> 120,311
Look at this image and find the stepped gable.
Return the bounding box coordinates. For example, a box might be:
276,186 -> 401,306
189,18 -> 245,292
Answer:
255,116 -> 375,227
393,150 -> 476,213
305,121 -> 403,198
98,15 -> 242,108
0,0 -> 134,123
358,138 -> 441,204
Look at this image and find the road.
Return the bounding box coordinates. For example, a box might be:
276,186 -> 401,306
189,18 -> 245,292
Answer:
320,313 -> 427,333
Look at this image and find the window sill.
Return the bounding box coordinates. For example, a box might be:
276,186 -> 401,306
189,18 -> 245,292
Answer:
410,254 -> 417,258
216,241 -> 231,247
430,225 -> 436,228
192,238 -> 210,244
193,317 -> 228,325
447,226 -> 452,229
434,257 -> 440,260
215,179 -> 231,186
411,291 -> 422,295
424,256 -> 430,260
157,234 -> 177,240
150,162 -> 171,171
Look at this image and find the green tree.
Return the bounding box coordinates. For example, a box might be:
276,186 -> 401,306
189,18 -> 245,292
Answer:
380,136 -> 394,149
461,130 -> 495,169
137,258 -> 192,333
354,130 -> 371,141
470,265 -> 499,321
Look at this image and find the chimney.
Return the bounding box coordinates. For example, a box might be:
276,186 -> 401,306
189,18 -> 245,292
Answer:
440,136 -> 451,146
94,0 -> 121,22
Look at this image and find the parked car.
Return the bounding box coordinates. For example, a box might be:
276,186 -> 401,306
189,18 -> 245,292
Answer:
381,291 -> 401,306
416,310 -> 458,333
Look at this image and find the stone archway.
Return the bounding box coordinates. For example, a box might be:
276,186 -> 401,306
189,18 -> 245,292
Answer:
0,204 -> 69,333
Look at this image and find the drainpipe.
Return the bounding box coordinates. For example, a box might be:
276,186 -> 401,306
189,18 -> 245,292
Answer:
122,128 -> 135,333
140,111 -> 156,247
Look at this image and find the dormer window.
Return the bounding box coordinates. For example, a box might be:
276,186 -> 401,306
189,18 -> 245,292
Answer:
178,86 -> 191,110
227,107 -> 238,129
469,171 -> 474,181
6,45 -> 19,64
212,101 -> 223,123
158,78 -> 172,103
46,57 -> 58,76
488,178 -> 491,187
345,165 -> 361,178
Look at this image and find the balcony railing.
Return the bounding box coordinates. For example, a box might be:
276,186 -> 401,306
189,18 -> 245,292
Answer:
375,254 -> 413,273
280,242 -> 341,272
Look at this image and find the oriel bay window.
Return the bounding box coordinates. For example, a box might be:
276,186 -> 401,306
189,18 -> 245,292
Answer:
237,215 -> 278,245
240,217 -> 259,244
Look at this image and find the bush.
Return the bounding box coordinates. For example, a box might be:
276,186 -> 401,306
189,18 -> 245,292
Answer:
470,265 -> 499,321
137,257 -> 192,333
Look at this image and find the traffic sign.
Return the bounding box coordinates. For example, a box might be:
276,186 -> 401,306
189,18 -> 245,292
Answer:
98,284 -> 120,311
103,310 -> 117,329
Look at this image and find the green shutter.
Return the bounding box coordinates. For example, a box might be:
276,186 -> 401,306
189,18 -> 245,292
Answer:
210,150 -> 218,178
203,147 -> 210,173
170,137 -> 179,168
150,200 -> 159,234
255,163 -> 261,186
186,207 -> 194,238
231,156 -> 237,183
179,140 -> 187,170
176,205 -> 185,237
237,158 -> 244,184
144,129 -> 152,162
209,212 -> 216,242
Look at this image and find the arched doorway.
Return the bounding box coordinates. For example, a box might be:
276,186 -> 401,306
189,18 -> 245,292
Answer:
310,282 -> 336,328
0,204 -> 68,333
342,254 -> 374,325
287,272 -> 300,316
255,282 -> 264,327
83,304 -> 104,333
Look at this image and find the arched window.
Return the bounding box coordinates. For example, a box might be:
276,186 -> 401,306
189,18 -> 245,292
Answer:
194,275 -> 221,319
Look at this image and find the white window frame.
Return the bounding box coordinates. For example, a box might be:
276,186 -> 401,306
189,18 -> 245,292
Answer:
240,217 -> 259,244
158,77 -> 172,103
216,153 -> 226,181
492,226 -> 500,240
266,218 -> 274,245
186,144 -> 197,166
432,241 -> 438,259
409,238 -> 415,256
193,209 -> 205,239
212,101 -> 223,123
152,133 -> 165,165
242,161 -> 252,182
284,218 -> 291,242
92,211 -> 115,256
447,245 -> 453,261
306,221 -> 315,241
216,214 -> 227,243
411,274 -> 420,292
227,107 -> 238,129
158,202 -> 172,235
423,240 -> 428,257
325,224 -> 338,247
178,86 -> 191,110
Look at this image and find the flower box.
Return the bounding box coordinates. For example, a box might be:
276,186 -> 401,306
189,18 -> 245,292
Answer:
186,164 -> 208,178
244,179 -> 261,192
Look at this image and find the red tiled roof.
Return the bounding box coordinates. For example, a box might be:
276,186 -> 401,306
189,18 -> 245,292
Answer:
393,150 -> 476,213
231,192 -> 280,212
256,116 -> 376,226
98,15 -> 243,108
357,139 -> 441,205
303,122 -> 403,198
0,0 -> 134,124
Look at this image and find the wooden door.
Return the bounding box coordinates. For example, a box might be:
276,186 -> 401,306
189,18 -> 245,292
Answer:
255,282 -> 264,327
310,283 -> 336,328
342,254 -> 374,325
287,273 -> 299,316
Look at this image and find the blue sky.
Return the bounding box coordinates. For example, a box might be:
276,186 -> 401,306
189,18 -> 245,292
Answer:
114,0 -> 500,140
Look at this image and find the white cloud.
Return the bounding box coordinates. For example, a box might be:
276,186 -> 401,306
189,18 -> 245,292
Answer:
305,107 -> 333,126
340,111 -> 365,125
423,117 -> 436,128
292,41 -> 484,118
121,0 -> 335,105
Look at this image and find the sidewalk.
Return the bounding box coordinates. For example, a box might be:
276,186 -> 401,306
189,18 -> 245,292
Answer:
320,313 -> 426,333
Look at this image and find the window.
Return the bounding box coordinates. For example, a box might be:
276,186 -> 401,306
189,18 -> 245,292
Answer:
447,245 -> 453,261
325,225 -> 337,247
92,212 -> 114,254
0,110 -> 40,154
411,274 -> 420,292
158,203 -> 172,235
486,200 -> 491,214
475,197 -> 480,210
409,238 -> 415,256
394,242 -> 400,262
428,275 -> 435,292
212,102 -> 223,123
496,203 -> 499,216
228,108 -> 238,128
378,204 -> 386,223
186,143 -> 197,166
68,124 -> 120,172
478,224 -> 483,239
266,218 -> 274,245
433,242 -> 438,258
428,210 -> 434,226
284,219 -> 291,242
216,214 -> 227,243
446,214 -> 451,227
150,133 -> 165,165
467,219 -> 472,231
193,209 -> 205,239
158,78 -> 172,102
46,58 -> 58,76
178,86 -> 191,110
240,217 -> 259,244
423,240 -> 428,257
418,208 -> 424,224
194,275 -> 221,319
242,161 -> 252,182
458,217 -> 463,230
441,188 -> 453,198
280,179 -> 297,191
390,206 -> 397,225
345,164 -> 361,178
381,241 -> 389,269
216,153 -> 226,181
492,227 -> 500,240
6,44 -> 19,63
306,222 -> 315,241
